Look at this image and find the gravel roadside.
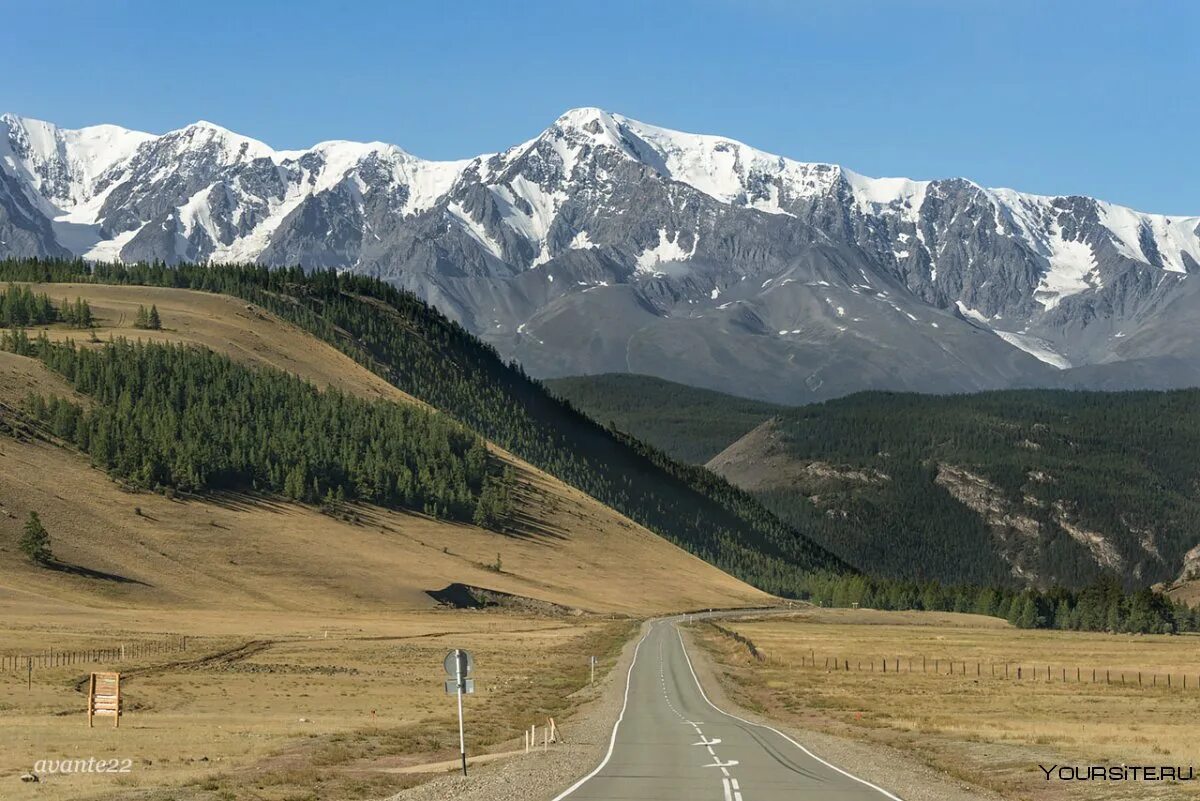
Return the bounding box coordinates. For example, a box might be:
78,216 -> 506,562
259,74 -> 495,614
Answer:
388,619 -> 649,801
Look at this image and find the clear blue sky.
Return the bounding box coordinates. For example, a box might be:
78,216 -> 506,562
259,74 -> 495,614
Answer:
3,0 -> 1195,215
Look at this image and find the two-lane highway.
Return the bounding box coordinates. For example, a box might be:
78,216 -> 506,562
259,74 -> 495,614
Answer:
553,618 -> 901,801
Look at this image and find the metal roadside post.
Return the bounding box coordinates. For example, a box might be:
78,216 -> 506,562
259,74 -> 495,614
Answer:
444,649 -> 475,776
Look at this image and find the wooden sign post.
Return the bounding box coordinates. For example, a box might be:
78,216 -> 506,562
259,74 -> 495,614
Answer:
88,672 -> 121,728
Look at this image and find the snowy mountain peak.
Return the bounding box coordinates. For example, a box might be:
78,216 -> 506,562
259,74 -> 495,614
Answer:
1,107 -> 1197,332
0,113 -> 152,208
2,108 -> 1200,404
159,121 -> 275,164
553,106 -> 618,129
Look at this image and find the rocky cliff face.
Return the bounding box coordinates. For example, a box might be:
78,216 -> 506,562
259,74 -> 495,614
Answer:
3,108 -> 1197,403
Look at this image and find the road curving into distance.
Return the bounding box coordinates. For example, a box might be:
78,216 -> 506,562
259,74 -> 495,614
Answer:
552,614 -> 903,801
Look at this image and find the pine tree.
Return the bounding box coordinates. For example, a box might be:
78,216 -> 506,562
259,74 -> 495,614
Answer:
134,305 -> 150,329
20,511 -> 52,565
974,587 -> 999,616
1016,595 -> 1039,628
1054,599 -> 1072,630
147,305 -> 162,330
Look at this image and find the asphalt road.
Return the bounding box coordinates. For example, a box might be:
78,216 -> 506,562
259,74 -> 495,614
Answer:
553,617 -> 902,801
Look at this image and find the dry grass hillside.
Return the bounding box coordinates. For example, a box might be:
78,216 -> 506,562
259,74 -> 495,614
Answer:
0,283 -> 770,617
700,419 -> 864,494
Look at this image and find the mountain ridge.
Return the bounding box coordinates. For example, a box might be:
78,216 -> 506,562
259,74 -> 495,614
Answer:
3,108 -> 1198,403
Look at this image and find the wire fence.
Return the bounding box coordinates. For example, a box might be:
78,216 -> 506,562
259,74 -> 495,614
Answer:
1,636 -> 188,673
795,653 -> 1200,689
706,622 -> 1200,691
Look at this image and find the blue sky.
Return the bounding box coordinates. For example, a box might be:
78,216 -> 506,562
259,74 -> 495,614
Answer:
3,0 -> 1195,214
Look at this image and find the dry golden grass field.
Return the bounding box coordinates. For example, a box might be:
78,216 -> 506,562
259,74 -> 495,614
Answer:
696,609 -> 1200,801
0,283 -> 769,799
1,609 -> 633,801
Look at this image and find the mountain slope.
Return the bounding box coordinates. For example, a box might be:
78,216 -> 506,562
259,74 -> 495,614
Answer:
0,285 -> 770,615
2,110 -> 1198,403
546,373 -> 782,463
0,258 -> 844,598
706,390 -> 1200,591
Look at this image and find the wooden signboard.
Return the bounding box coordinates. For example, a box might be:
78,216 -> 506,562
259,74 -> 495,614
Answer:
88,672 -> 121,728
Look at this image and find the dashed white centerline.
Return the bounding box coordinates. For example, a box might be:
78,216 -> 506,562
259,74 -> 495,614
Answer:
661,628 -> 746,798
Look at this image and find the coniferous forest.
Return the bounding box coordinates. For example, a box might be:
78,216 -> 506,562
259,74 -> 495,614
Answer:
546,373 -> 783,463
2,332 -> 500,523
0,283 -> 95,328
0,283 -> 58,327
0,258 -> 1195,633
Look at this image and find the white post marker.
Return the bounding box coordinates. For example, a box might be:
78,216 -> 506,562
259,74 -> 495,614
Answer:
590,655 -> 596,685
443,649 -> 475,776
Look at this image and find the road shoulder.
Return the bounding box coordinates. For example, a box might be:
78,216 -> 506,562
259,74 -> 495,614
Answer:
678,622 -> 1004,801
389,618 -> 650,801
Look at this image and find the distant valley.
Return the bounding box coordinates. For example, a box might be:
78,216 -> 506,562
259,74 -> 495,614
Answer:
553,373 -> 1200,592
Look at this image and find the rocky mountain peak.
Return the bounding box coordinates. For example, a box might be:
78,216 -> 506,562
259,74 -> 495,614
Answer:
1,108 -> 1198,404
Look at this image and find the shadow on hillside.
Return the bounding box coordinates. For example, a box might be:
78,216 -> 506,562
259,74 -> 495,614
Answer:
188,488 -> 573,545
500,511 -> 569,543
44,559 -> 150,586
200,491 -> 296,515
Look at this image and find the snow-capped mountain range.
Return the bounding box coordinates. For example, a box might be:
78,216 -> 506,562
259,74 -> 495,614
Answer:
3,108 -> 1199,402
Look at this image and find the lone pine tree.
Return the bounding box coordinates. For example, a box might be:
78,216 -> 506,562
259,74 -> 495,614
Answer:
20,511 -> 52,566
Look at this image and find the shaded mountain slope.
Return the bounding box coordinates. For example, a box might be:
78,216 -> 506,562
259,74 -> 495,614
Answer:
546,373 -> 783,463
708,391 -> 1200,590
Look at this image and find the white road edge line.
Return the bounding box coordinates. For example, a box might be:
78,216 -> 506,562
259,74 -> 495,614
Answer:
675,624 -> 905,801
549,622 -> 654,800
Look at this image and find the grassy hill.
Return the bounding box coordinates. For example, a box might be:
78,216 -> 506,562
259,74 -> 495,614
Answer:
546,373 -> 782,463
708,391 -> 1200,591
0,259 -> 844,603
0,283 -> 770,615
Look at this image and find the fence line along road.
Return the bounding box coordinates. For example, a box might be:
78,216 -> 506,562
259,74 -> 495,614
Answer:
704,624 -> 1199,691
786,651 -> 1199,690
